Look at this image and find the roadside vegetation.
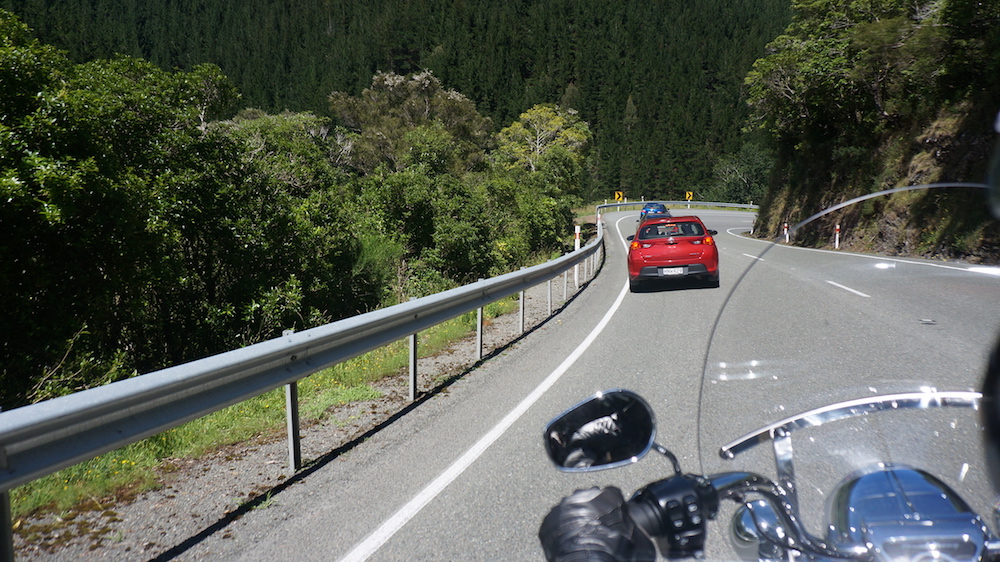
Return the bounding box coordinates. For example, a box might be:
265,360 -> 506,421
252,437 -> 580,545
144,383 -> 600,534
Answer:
743,1 -> 1000,260
1,11 -> 590,412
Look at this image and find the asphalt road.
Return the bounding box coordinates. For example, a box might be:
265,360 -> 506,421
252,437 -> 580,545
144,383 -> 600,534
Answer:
176,208 -> 1000,561
697,216 -> 1000,558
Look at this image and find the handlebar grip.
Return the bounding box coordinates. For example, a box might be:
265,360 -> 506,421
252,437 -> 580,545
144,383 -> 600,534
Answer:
626,474 -> 719,559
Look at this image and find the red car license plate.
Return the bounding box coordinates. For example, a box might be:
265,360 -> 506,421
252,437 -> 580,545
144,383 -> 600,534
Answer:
660,267 -> 684,276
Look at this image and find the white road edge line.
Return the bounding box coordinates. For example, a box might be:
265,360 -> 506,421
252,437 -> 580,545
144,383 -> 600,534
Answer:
338,250 -> 632,562
826,280 -> 871,298
728,229 -> 1000,277
969,266 -> 1000,277
615,214 -> 636,251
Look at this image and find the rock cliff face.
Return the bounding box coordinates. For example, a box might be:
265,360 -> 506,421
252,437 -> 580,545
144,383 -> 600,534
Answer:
754,100 -> 1000,264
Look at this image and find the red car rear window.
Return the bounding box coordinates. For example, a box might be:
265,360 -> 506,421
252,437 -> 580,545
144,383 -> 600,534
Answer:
637,222 -> 704,240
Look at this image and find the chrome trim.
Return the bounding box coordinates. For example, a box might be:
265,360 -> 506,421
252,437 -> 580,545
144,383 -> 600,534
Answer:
720,391 -> 981,459
771,428 -> 797,520
710,472 -> 867,559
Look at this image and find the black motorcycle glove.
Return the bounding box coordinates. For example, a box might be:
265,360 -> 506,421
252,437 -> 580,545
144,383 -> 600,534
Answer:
539,486 -> 656,562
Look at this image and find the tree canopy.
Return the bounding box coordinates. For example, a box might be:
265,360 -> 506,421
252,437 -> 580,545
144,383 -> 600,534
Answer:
496,104 -> 589,175
745,0 -> 999,152
328,70 -> 494,175
1,0 -> 791,200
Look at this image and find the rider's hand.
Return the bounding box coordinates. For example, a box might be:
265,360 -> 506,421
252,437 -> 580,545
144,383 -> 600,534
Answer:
539,486 -> 656,562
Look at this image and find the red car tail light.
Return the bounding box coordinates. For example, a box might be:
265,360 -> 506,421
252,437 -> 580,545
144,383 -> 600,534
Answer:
691,236 -> 715,245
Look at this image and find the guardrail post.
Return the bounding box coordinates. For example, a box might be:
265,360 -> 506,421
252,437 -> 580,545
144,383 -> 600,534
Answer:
547,279 -> 552,315
285,382 -> 301,471
282,330 -> 302,471
407,297 -> 419,401
476,306 -> 483,360
574,225 -> 581,288
476,279 -> 484,360
409,332 -> 418,402
2,490 -> 13,562
2,402 -> 14,557
519,289 -> 525,334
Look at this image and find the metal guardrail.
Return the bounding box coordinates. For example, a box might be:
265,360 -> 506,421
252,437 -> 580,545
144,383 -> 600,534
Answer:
0,238 -> 602,496
0,200 -> 747,557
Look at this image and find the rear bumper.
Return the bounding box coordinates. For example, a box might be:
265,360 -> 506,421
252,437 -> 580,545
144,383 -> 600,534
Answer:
630,263 -> 715,281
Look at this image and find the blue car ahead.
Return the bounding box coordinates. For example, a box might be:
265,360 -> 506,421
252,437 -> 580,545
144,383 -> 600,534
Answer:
639,202 -> 670,221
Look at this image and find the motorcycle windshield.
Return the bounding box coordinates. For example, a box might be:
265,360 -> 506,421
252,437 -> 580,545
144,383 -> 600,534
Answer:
697,184 -> 1000,545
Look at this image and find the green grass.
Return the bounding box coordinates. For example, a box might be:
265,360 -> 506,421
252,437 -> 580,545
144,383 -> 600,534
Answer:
10,298 -> 517,521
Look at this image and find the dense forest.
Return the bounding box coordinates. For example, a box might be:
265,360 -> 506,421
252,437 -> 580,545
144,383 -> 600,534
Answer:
0,0 -> 791,200
0,9 -> 596,409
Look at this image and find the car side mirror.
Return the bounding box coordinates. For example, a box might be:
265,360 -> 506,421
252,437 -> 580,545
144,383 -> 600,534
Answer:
709,230 -> 718,235
627,235 -> 634,241
543,390 -> 656,472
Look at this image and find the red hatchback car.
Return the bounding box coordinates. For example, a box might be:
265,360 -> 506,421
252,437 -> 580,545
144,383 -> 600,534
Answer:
627,215 -> 719,291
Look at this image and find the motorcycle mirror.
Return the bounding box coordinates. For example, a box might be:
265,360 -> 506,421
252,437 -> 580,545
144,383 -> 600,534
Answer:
543,389 -> 655,472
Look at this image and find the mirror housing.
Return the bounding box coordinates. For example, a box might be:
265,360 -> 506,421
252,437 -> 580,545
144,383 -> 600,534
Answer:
543,389 -> 656,472
627,235 -> 635,241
